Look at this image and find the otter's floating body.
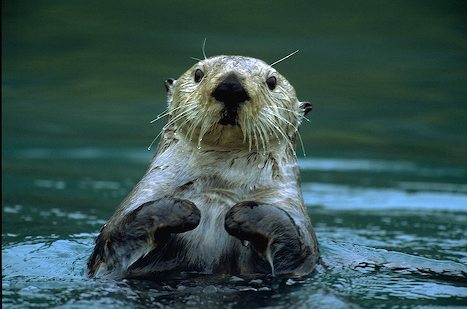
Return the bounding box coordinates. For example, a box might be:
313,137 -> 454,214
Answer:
88,55 -> 319,279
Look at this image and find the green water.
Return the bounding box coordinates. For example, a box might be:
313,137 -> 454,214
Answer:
2,1 -> 467,308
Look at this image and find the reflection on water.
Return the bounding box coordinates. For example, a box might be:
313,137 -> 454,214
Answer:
304,182 -> 467,211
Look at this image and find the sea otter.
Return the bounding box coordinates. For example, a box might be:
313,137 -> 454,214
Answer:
88,55 -> 319,279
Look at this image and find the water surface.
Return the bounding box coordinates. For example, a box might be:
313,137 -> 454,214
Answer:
3,149 -> 467,308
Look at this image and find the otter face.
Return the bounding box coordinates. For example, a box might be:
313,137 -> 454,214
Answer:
165,56 -> 309,153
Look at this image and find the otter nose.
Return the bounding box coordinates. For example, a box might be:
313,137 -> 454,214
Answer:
212,74 -> 250,107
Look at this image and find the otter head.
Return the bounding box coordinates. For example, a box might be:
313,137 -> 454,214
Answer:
164,55 -> 311,153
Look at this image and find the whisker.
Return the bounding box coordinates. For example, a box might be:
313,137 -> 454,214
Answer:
275,106 -> 310,123
297,130 -> 306,156
184,115 -> 197,142
252,121 -> 259,152
202,38 -> 208,60
270,50 -> 299,67
197,108 -> 212,149
150,110 -> 174,124
256,123 -> 267,155
153,103 -> 196,125
269,110 -> 305,156
259,111 -> 281,142
241,120 -> 248,144
147,129 -> 165,151
270,110 -> 299,132
257,117 -> 272,154
263,110 -> 296,154
273,121 -> 295,155
184,107 -> 204,142
188,106 -> 209,143
247,120 -> 253,152
170,103 -> 198,114
148,103 -> 199,150
150,109 -> 168,123
164,104 -> 198,129
188,117 -> 201,142
260,119 -> 272,145
274,106 -> 298,114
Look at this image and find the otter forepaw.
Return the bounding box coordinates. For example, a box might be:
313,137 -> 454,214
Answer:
125,198 -> 201,239
88,198 -> 200,278
225,201 -> 315,277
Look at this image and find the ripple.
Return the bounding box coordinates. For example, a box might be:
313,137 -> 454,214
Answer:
6,147 -> 152,163
2,234 -> 467,308
303,182 -> 467,211
299,158 -> 466,177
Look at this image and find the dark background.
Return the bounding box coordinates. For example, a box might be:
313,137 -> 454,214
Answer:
3,0 -> 467,164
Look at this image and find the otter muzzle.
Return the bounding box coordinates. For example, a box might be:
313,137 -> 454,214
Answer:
212,74 -> 250,125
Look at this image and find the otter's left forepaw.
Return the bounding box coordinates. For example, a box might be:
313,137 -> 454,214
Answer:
225,201 -> 315,276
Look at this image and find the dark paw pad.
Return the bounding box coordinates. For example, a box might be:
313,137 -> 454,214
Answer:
123,198 -> 201,239
225,201 -> 311,276
88,198 -> 200,277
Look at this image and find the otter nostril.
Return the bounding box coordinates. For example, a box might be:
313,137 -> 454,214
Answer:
212,74 -> 250,107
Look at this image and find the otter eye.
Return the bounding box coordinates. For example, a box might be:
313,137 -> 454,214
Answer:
266,76 -> 277,90
194,69 -> 204,83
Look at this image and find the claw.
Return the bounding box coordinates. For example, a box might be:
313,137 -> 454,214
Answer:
265,239 -> 275,277
225,201 -> 318,277
88,198 -> 201,278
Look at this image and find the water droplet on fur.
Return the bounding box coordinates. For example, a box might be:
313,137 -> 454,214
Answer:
285,278 -> 297,286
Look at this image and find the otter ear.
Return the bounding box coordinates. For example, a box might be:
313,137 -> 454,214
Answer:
300,101 -> 312,115
164,78 -> 176,93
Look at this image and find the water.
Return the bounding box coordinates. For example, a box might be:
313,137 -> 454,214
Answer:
3,150 -> 467,308
2,1 -> 467,308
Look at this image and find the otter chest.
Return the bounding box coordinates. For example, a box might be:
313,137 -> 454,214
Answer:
175,181 -> 244,271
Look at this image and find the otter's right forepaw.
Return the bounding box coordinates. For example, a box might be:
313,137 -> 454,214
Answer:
88,198 -> 200,278
125,198 -> 201,239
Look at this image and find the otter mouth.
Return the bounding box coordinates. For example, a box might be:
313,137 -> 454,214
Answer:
219,108 -> 240,126
212,74 -> 250,126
